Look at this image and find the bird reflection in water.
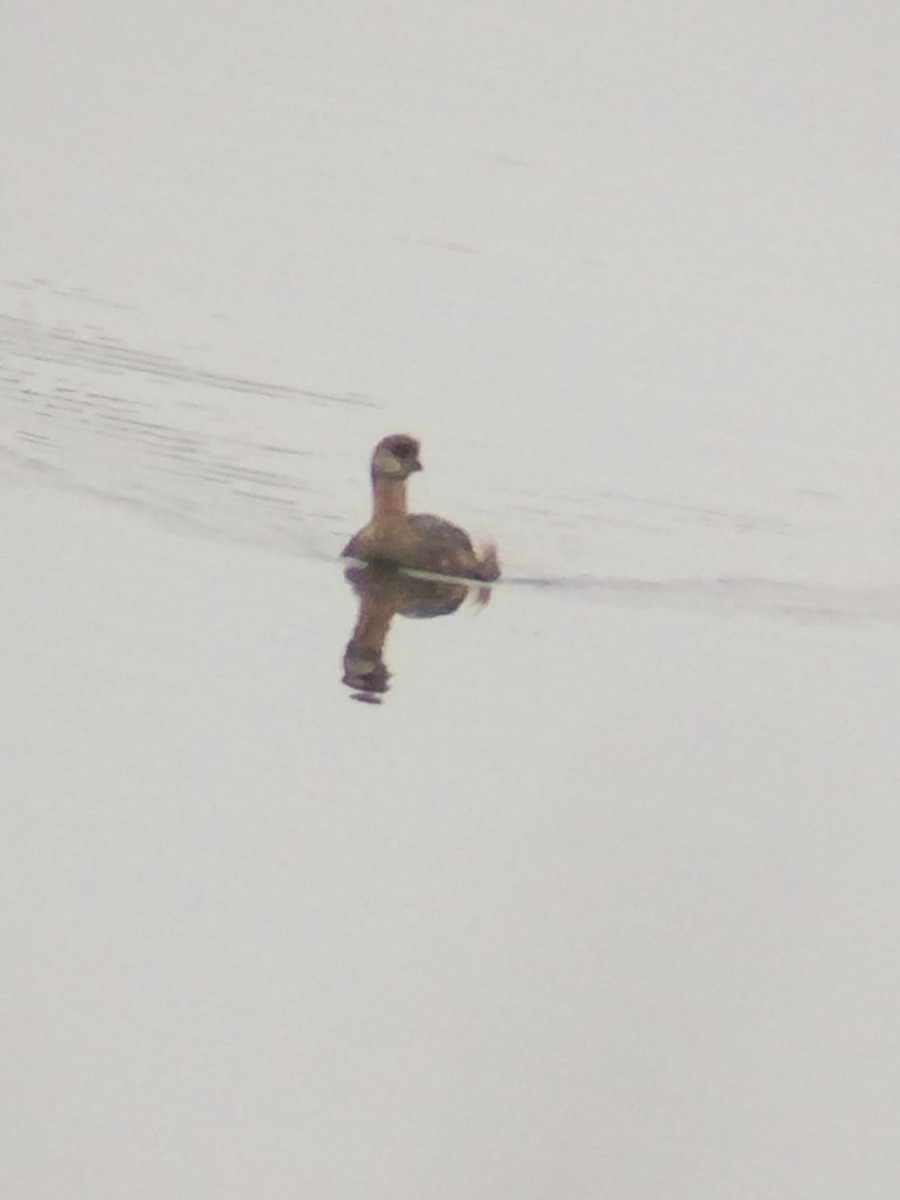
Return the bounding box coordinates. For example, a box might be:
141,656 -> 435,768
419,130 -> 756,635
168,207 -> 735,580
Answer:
341,434 -> 500,701
341,564 -> 491,702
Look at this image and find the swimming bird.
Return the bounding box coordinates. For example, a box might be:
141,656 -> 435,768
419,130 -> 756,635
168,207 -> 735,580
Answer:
342,434 -> 500,581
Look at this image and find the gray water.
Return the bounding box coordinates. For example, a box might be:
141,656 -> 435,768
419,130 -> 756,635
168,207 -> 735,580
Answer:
3,4 -> 900,1197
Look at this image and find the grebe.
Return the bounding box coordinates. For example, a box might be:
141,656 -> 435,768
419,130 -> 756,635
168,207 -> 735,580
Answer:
342,435 -> 500,581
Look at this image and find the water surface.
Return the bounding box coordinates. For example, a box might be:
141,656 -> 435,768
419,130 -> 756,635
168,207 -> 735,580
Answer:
3,3 -> 900,1197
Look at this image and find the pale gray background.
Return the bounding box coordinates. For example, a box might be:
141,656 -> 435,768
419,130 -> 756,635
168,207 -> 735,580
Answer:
2,3 -> 899,1197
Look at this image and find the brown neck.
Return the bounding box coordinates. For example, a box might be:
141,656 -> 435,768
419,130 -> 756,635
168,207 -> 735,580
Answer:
350,585 -> 396,653
372,474 -> 409,519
